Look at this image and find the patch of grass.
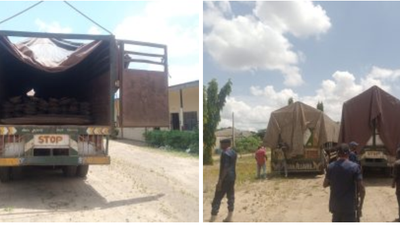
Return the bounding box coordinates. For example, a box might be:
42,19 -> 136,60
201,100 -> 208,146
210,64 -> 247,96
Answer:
162,148 -> 199,158
141,145 -> 199,159
203,153 -> 272,191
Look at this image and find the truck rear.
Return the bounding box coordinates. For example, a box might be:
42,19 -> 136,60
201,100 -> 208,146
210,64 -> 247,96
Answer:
359,120 -> 394,170
0,31 -> 169,181
264,102 -> 339,175
339,86 -> 400,172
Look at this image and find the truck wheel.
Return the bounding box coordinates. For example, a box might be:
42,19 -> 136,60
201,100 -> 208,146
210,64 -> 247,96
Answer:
11,167 -> 24,180
385,167 -> 393,177
76,165 -> 89,178
63,166 -> 78,178
0,167 -> 11,182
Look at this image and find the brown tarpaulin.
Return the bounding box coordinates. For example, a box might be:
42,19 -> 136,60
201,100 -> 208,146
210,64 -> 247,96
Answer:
339,85 -> 400,156
263,102 -> 339,158
0,36 -> 102,73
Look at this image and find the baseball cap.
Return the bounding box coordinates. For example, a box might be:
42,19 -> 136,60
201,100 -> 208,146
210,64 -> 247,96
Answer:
220,139 -> 231,144
349,141 -> 359,147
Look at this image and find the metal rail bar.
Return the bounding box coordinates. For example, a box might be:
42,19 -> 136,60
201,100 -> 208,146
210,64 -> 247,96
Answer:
0,30 -> 113,40
125,58 -> 164,66
124,50 -> 164,58
117,39 -> 166,49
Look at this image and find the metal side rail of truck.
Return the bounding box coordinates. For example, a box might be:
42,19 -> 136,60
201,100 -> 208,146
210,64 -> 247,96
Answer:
0,30 -> 170,182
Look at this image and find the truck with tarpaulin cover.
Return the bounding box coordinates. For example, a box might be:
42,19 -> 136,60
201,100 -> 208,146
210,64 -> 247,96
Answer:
263,101 -> 339,174
0,30 -> 169,181
339,85 -> 400,171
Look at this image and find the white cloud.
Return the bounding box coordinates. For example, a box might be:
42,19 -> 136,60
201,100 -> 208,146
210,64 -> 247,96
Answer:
219,97 -> 274,131
114,2 -> 199,58
35,19 -> 72,33
113,2 -> 199,86
220,67 -> 400,131
204,1 -> 331,87
250,85 -> 298,106
169,63 -> 199,86
253,1 -> 331,38
219,86 -> 298,131
144,1 -> 199,19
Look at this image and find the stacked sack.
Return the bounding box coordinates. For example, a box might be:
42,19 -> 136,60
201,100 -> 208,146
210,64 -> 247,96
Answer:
2,96 -> 92,118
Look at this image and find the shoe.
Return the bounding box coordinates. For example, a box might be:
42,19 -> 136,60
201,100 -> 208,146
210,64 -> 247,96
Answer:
210,215 -> 217,222
223,212 -> 233,222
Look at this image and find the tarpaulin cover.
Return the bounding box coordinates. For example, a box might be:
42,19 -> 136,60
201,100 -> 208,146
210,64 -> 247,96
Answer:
339,85 -> 400,156
0,36 -> 102,73
0,35 -> 110,98
263,102 -> 339,158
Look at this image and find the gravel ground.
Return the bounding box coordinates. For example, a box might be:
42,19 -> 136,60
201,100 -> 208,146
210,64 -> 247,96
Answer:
0,140 -> 199,222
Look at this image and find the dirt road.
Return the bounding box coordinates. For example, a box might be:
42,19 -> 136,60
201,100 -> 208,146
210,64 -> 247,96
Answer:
0,140 -> 199,222
203,156 -> 398,222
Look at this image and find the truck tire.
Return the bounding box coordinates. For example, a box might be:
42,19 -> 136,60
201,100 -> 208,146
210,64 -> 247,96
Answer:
11,167 -> 24,180
76,165 -> 89,178
0,167 -> 11,182
63,166 -> 78,178
385,167 -> 393,177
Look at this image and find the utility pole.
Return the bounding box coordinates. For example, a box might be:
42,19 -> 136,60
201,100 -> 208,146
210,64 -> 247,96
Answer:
232,112 -> 235,148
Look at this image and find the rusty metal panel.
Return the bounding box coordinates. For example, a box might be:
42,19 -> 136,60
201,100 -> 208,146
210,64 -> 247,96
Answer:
121,69 -> 169,127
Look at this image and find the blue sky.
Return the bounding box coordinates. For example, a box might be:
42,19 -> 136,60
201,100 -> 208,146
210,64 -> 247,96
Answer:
204,1 -> 400,131
0,1 -> 199,86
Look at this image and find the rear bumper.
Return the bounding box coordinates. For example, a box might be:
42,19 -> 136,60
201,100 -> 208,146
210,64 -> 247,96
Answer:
360,159 -> 389,168
0,156 -> 110,166
271,158 -> 324,173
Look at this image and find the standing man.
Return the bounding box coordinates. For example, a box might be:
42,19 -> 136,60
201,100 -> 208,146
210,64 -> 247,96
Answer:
323,143 -> 366,222
392,147 -> 400,222
349,141 -> 360,165
278,141 -> 289,177
210,139 -> 237,222
255,146 -> 268,179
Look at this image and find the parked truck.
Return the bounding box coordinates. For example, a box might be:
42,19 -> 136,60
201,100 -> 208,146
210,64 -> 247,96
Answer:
264,102 -> 339,175
339,85 -> 400,171
0,30 -> 169,182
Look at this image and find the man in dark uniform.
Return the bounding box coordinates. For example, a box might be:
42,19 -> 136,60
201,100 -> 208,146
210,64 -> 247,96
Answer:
210,139 -> 237,222
391,147 -> 400,221
323,143 -> 366,222
349,141 -> 360,165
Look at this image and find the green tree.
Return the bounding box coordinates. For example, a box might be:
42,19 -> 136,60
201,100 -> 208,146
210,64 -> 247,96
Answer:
203,79 -> 232,165
235,135 -> 262,156
203,85 -> 207,125
256,129 -> 267,140
288,97 -> 294,105
317,101 -> 324,111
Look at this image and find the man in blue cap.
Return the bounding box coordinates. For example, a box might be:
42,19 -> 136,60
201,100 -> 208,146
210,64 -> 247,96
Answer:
323,143 -> 365,222
349,141 -> 360,165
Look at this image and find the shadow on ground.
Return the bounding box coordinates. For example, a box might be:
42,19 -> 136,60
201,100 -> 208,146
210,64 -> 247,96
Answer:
0,167 -> 164,214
